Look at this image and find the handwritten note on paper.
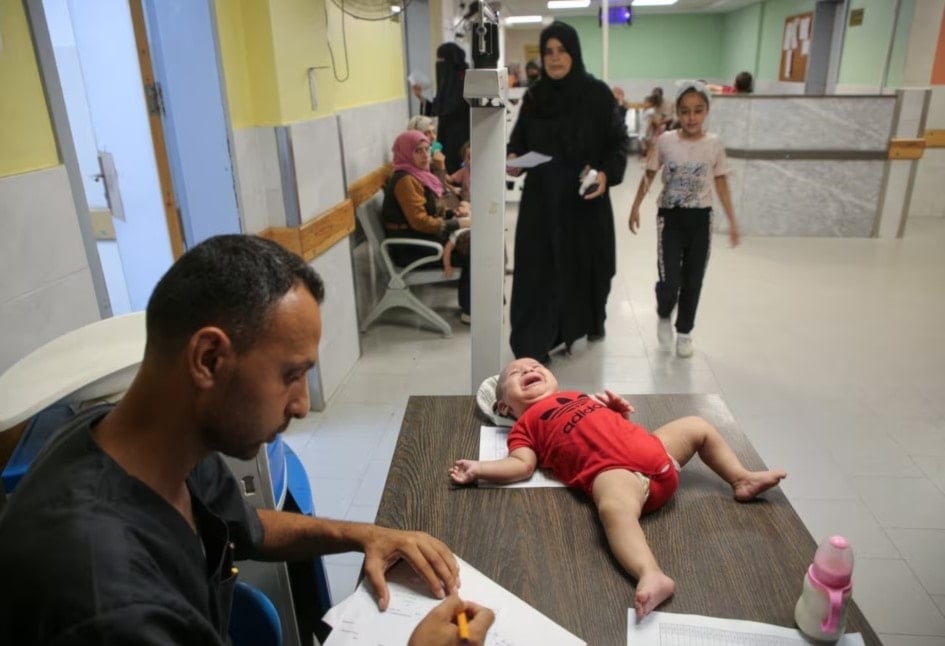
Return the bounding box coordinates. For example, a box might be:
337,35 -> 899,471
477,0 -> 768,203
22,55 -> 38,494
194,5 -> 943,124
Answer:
478,426 -> 565,488
627,611 -> 866,646
323,555 -> 585,645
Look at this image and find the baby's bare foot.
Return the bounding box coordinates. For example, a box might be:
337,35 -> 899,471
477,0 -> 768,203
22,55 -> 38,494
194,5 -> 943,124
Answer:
634,570 -> 676,619
733,469 -> 787,501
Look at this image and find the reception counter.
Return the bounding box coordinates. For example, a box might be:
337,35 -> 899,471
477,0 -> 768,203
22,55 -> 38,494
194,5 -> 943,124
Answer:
707,93 -> 925,238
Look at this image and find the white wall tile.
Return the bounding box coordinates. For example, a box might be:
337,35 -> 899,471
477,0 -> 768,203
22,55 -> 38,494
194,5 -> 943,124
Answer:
0,167 -> 91,303
910,149 -> 945,218
232,126 -> 286,233
0,269 -> 101,373
290,117 -> 345,218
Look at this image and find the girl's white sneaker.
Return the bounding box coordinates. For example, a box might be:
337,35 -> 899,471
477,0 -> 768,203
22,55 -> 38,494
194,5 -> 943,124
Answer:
676,333 -> 694,358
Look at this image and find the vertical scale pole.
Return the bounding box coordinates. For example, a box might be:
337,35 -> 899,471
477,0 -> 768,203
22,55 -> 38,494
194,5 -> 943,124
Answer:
464,69 -> 508,392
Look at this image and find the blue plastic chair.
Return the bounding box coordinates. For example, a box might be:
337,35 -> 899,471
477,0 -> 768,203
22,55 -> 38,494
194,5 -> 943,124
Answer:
229,581 -> 283,646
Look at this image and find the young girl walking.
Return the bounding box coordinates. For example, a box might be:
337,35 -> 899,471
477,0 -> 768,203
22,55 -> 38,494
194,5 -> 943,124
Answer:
628,81 -> 740,358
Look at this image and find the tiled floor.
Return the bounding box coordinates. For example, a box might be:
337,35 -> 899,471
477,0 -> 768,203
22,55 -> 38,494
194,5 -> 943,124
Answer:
282,162 -> 945,645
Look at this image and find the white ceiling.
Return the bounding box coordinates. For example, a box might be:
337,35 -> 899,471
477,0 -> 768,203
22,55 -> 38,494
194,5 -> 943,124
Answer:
495,0 -> 760,22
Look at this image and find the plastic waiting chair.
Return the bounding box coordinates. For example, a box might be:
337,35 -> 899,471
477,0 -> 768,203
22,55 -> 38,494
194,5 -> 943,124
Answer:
229,581 -> 283,646
355,190 -> 460,337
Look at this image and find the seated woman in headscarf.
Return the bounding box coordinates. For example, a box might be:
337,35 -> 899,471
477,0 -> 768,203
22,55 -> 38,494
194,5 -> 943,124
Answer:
382,129 -> 472,320
406,115 -> 464,211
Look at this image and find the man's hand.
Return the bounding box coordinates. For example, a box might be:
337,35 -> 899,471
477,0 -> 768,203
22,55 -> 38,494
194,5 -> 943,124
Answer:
362,527 -> 459,611
408,596 -> 495,646
432,151 -> 447,171
628,208 -> 641,234
448,459 -> 481,485
591,390 -> 635,418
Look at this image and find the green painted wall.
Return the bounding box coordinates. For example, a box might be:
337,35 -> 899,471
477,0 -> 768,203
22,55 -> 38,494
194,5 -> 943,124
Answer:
721,3 -> 762,83
0,0 -> 59,177
757,0 -> 815,82
885,0 -> 915,89
837,0 -> 899,88
567,14 -> 725,80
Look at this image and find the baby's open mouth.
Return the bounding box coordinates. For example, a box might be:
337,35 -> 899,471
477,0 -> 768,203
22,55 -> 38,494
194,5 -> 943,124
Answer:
523,374 -> 542,388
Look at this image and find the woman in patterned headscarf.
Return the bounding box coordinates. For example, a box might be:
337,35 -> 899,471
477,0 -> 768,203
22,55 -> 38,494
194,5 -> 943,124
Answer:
507,22 -> 630,363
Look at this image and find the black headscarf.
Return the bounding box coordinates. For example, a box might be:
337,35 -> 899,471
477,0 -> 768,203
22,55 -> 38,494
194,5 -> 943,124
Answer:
528,22 -> 589,120
434,42 -> 468,117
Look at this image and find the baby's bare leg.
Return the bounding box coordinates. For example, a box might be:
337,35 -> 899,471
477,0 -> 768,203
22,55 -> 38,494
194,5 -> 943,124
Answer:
653,416 -> 786,501
591,469 -> 675,619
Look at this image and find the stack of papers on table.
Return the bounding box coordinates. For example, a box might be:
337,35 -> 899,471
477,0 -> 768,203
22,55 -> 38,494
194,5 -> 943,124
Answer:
323,555 -> 584,645
628,611 -> 865,645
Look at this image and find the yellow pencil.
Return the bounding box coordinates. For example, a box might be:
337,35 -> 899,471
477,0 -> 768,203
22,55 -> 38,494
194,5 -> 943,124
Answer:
456,609 -> 470,641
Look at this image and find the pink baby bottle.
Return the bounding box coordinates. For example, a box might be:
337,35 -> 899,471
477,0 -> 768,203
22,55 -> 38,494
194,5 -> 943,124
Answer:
794,535 -> 854,642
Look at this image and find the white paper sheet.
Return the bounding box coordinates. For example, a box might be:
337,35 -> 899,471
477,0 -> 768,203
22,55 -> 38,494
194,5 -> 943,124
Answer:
627,611 -> 866,646
323,555 -> 585,645
477,425 -> 565,488
506,151 -> 552,169
407,69 -> 431,90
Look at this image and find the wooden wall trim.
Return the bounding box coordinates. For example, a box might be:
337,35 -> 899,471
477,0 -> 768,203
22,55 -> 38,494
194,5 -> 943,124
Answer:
888,138 -> 926,160
924,130 -> 945,148
259,199 -> 355,262
259,162 -> 392,261
347,163 -> 392,208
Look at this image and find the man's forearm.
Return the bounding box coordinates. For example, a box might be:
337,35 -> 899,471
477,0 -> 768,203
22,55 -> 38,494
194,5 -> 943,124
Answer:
254,509 -> 377,561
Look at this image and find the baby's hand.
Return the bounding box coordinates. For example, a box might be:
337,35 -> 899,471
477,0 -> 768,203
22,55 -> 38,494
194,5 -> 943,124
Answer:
449,460 -> 480,485
591,390 -> 635,418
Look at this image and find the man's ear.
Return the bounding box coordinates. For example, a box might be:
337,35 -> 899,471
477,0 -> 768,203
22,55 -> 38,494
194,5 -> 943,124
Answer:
188,327 -> 233,389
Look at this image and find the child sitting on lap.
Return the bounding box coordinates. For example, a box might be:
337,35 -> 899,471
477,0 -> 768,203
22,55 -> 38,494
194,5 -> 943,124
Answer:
450,357 -> 787,619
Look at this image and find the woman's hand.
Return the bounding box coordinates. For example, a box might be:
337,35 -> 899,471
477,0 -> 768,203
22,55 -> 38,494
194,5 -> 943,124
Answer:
411,83 -> 425,100
448,459 -> 481,485
506,154 -> 523,177
452,202 -> 471,219
455,216 -> 472,229
408,596 -> 495,646
628,207 -> 641,234
583,170 -> 608,200
431,151 -> 446,171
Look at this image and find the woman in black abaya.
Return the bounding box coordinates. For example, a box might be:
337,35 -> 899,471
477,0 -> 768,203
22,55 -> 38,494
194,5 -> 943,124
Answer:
507,22 -> 629,362
412,43 -> 471,174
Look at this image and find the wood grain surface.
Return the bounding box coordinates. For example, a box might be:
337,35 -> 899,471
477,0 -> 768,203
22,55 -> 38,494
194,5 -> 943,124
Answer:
375,395 -> 880,645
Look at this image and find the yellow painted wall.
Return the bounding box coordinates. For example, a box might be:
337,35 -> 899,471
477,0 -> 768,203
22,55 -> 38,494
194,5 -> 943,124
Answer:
0,0 -> 59,177
214,0 -> 405,127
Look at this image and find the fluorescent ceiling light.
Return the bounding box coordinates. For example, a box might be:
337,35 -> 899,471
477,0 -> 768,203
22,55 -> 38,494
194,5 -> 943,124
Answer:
505,15 -> 544,24
547,0 -> 591,8
632,0 -> 678,6
390,5 -> 402,12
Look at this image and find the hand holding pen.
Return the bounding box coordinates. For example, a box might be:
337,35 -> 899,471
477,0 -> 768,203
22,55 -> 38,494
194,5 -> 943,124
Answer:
408,595 -> 495,645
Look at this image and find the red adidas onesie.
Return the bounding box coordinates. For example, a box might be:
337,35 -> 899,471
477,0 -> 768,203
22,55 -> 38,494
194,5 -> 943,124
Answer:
507,391 -> 679,513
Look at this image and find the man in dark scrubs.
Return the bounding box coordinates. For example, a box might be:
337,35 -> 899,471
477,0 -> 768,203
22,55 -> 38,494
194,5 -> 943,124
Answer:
0,235 -> 492,645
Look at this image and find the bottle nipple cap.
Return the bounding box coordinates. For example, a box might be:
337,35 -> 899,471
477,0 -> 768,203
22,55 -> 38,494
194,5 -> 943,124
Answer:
811,535 -> 853,588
